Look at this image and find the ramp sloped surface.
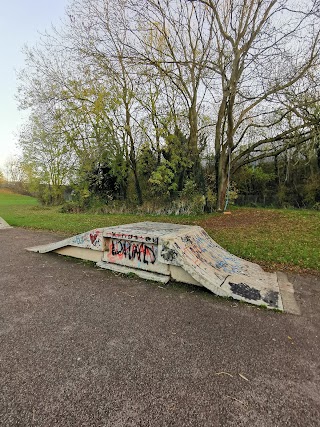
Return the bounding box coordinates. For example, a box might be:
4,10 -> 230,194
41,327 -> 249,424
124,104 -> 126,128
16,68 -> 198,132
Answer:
159,227 -> 282,309
0,217 -> 12,229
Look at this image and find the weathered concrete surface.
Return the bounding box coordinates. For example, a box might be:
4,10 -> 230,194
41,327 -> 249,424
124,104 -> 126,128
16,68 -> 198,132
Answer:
27,222 -> 291,311
1,228 -> 320,426
277,272 -> 301,315
0,217 -> 12,229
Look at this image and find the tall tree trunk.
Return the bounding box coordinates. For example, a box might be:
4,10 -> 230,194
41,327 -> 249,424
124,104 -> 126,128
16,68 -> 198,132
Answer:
214,93 -> 228,211
189,101 -> 198,168
128,136 -> 143,206
216,150 -> 228,212
124,100 -> 143,205
316,141 -> 320,170
131,160 -> 143,205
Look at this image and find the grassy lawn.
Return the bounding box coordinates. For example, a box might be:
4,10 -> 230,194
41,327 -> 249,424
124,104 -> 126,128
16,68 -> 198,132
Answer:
1,189 -> 319,274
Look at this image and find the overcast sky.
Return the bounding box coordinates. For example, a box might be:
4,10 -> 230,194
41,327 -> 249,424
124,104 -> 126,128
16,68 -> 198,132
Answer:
0,0 -> 69,170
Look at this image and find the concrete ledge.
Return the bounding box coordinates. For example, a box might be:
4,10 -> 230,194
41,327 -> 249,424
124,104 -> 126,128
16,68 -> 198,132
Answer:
277,272 -> 301,315
55,246 -> 102,262
97,261 -> 170,284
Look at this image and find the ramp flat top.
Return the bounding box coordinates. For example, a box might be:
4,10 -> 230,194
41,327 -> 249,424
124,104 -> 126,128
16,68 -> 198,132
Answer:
103,222 -> 196,239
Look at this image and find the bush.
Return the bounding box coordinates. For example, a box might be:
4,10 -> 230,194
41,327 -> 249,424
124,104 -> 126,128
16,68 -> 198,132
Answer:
59,201 -> 83,213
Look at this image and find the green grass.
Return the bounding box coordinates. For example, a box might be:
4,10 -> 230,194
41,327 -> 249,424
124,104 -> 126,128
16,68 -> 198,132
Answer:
207,208 -> 320,272
0,191 -> 38,207
0,190 -> 208,233
0,190 -> 319,273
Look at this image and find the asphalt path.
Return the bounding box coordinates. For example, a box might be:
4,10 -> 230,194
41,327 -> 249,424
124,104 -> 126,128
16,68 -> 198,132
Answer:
0,227 -> 319,426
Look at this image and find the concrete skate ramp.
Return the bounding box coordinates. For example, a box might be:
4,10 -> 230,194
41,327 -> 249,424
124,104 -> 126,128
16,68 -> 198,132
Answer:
0,217 -> 12,229
26,222 -> 298,312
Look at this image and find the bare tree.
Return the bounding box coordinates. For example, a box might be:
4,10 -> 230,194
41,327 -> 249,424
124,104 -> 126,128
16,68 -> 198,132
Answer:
191,0 -> 320,210
126,0 -> 214,181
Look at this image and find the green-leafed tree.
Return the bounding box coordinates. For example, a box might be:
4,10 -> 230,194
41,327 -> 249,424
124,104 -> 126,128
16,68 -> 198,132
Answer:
19,110 -> 74,204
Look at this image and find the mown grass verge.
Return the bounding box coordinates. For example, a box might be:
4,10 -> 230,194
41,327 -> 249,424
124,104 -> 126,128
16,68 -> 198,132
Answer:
0,189 -> 319,274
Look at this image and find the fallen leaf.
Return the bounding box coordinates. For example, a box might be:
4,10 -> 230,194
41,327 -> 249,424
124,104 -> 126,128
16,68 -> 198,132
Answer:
239,373 -> 249,381
215,372 -> 234,378
226,395 -> 248,406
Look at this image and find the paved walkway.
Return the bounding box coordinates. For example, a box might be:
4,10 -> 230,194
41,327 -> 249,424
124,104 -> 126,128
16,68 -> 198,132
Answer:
0,228 -> 319,426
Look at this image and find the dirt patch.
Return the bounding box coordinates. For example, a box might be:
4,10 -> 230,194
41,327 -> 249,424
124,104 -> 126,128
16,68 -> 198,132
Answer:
254,260 -> 320,277
199,209 -> 282,230
0,188 -> 16,195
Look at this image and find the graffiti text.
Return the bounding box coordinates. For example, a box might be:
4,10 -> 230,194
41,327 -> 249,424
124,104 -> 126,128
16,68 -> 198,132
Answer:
111,240 -> 157,264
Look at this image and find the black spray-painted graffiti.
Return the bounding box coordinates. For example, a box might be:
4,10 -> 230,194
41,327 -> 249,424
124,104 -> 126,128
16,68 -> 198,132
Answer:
111,240 -> 157,264
110,232 -> 158,244
161,243 -> 178,262
229,282 -> 279,307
